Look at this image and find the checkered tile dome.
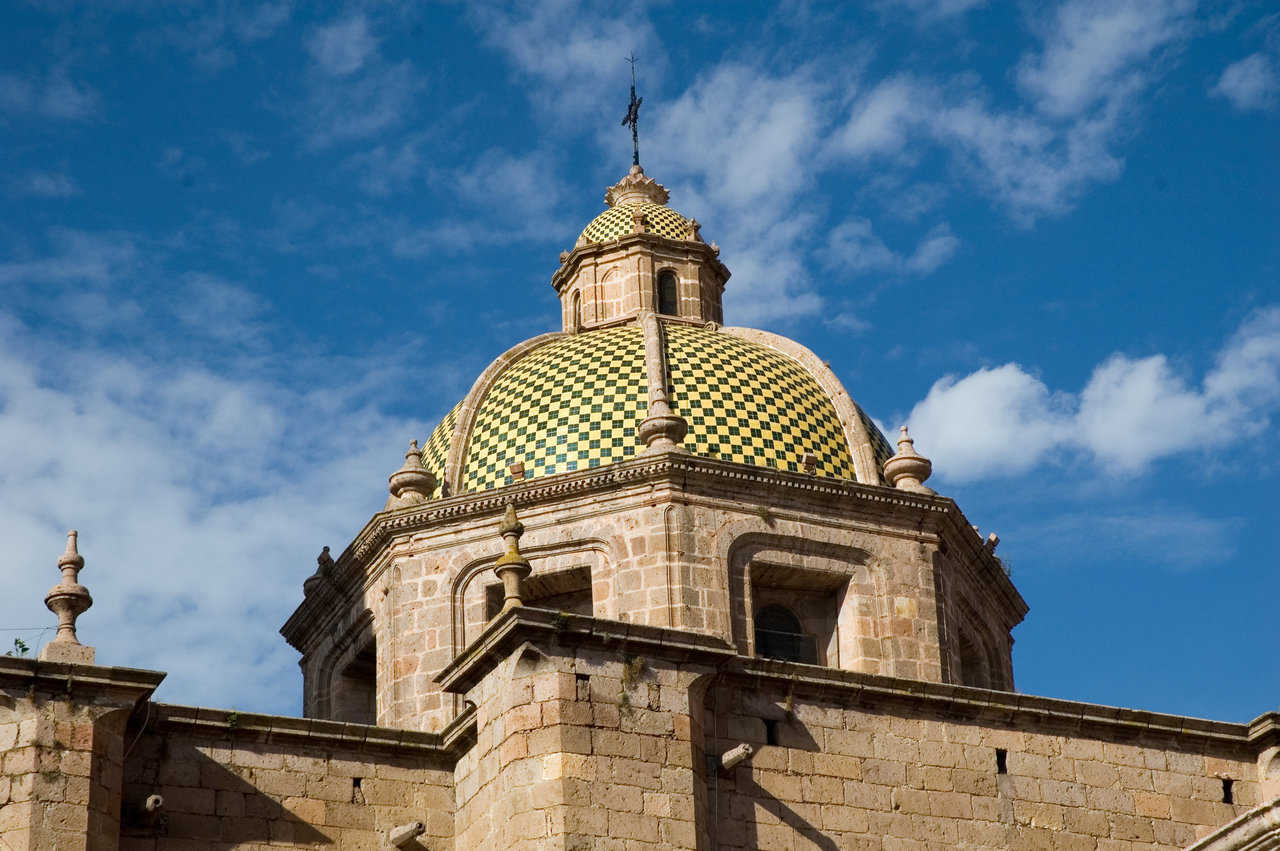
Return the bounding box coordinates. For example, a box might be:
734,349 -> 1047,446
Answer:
435,324 -> 875,493
579,203 -> 692,244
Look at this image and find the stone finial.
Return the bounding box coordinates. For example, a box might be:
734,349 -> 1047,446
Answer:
686,218 -> 702,241
883,426 -> 936,495
604,164 -> 670,207
386,439 -> 438,510
801,452 -> 819,475
559,250 -> 570,264
493,503 -> 532,613
508,460 -> 526,481
40,530 -> 95,664
710,242 -> 720,257
631,209 -> 647,235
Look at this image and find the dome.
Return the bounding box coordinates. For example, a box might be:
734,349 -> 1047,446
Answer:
420,324 -> 893,494
579,202 -> 692,244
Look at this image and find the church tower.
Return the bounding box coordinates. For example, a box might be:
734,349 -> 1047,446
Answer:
280,164 -> 1028,737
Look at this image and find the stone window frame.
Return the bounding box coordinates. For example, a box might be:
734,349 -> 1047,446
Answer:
726,533 -> 872,671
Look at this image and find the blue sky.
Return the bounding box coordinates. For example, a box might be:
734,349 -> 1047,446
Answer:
2,1 -> 1277,722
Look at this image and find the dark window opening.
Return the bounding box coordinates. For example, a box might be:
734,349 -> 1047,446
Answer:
572,291 -> 582,330
657,270 -> 678,315
995,749 -> 1008,774
333,642 -> 376,725
958,633 -> 992,690
763,718 -> 779,746
1222,778 -> 1234,804
754,604 -> 817,664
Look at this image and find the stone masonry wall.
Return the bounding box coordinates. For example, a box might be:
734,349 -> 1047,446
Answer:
705,674 -> 1261,850
0,660 -> 160,851
1,682 -> 128,850
119,705 -> 454,850
299,466 -> 1007,735
447,616 -> 717,849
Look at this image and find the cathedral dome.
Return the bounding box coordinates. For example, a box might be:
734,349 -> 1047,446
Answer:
420,323 -> 893,494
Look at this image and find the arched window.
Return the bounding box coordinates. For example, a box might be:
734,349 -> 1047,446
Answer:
754,604 -> 817,664
572,291 -> 582,331
657,270 -> 678,316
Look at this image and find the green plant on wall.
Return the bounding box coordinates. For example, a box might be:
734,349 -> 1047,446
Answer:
6,637 -> 30,657
617,656 -> 648,712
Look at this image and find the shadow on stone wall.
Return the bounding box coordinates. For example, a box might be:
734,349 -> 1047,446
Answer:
735,774 -> 840,851
122,739 -> 332,845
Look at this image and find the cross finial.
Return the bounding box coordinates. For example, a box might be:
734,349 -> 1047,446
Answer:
621,54 -> 643,167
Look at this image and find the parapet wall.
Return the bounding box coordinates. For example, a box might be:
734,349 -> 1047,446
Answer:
705,659 -> 1272,850
118,704 -> 462,849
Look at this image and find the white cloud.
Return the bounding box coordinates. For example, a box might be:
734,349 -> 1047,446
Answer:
11,171 -> 79,198
829,1 -> 1196,222
907,364 -> 1074,480
1016,0 -> 1195,118
307,15 -> 378,76
1211,52 -> 1279,111
645,63 -> 836,324
906,307 -> 1280,481
0,288 -> 449,713
832,73 -> 1130,221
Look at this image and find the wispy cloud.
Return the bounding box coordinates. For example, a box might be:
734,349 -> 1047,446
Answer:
0,228 -> 137,287
826,219 -> 959,276
10,171 -> 80,198
1011,509 -> 1243,571
471,0 -> 659,114
302,55 -> 423,149
1016,0 -> 1195,118
0,70 -> 98,120
883,0 -> 988,23
306,15 -> 378,76
144,2 -> 292,71
906,306 -> 1280,480
1211,52 -> 1279,111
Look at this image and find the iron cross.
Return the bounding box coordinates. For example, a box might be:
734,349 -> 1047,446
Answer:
622,54 -> 642,167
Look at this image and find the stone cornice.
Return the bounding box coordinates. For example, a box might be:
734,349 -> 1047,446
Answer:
434,607 -> 737,695
433,611 -> 1272,755
354,452 -> 944,563
147,701 -> 476,761
728,656 -> 1261,751
282,452 -> 1027,650
550,231 -> 729,296
0,655 -> 166,700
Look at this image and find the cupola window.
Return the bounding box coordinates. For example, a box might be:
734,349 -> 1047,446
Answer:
754,604 -> 817,664
657,270 -> 678,316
